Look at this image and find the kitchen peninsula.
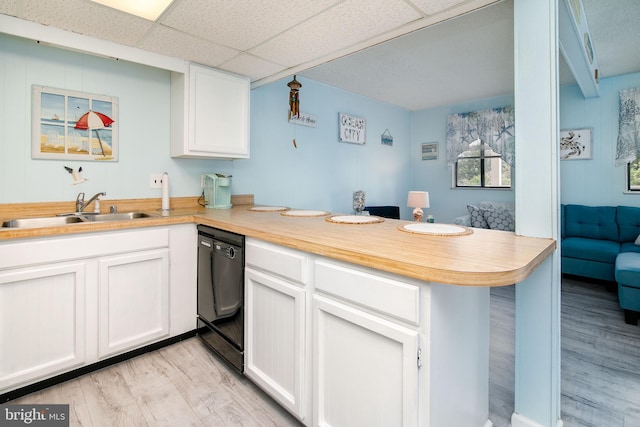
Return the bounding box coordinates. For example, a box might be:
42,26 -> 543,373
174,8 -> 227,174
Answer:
0,199 -> 556,426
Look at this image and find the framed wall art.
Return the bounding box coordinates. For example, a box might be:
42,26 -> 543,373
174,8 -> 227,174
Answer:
560,127 -> 592,160
338,112 -> 366,145
422,142 -> 438,160
32,85 -> 119,161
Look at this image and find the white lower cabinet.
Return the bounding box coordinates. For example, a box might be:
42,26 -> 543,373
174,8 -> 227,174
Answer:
0,225 -> 195,395
244,267 -> 306,421
98,249 -> 169,358
0,262 -> 86,392
245,238 -> 423,427
312,294 -> 419,427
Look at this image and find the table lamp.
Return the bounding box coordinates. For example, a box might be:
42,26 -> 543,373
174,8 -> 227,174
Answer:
407,191 -> 429,222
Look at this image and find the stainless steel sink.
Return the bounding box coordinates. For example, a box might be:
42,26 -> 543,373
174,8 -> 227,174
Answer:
84,212 -> 154,222
2,216 -> 86,228
2,212 -> 156,228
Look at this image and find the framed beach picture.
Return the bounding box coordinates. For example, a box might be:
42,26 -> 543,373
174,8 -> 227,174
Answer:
560,128 -> 592,160
32,85 -> 119,161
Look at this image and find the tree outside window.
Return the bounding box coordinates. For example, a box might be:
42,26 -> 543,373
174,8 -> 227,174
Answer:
456,142 -> 511,188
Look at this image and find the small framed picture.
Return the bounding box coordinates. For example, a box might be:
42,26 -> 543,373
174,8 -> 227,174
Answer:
422,142 -> 438,160
560,128 -> 592,160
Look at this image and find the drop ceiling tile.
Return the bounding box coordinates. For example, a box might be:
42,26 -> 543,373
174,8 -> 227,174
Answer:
219,53 -> 287,81
20,0 -> 153,47
0,1 -> 16,15
408,0 -> 472,16
160,0 -> 340,51
139,25 -> 239,68
249,0 -> 421,67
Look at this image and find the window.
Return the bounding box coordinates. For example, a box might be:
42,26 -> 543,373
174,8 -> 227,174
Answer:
627,159 -> 640,191
455,142 -> 511,188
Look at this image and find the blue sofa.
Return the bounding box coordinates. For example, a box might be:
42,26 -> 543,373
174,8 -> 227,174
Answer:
562,204 -> 640,324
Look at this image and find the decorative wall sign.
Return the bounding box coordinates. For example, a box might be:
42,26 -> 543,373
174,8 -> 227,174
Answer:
339,112 -> 366,145
288,111 -> 317,127
422,142 -> 438,160
381,129 -> 393,146
32,85 -> 118,161
560,128 -> 592,160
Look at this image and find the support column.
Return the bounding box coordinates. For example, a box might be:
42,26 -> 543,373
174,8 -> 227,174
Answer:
513,0 -> 562,426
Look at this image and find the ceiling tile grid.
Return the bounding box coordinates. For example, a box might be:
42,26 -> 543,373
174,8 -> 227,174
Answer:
249,0 -> 422,67
19,0 -> 153,47
159,0 -> 341,52
408,0 -> 475,16
219,53 -> 287,81
139,24 -> 239,67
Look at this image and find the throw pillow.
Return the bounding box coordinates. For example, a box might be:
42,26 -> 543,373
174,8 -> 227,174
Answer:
482,207 -> 515,231
467,205 -> 489,228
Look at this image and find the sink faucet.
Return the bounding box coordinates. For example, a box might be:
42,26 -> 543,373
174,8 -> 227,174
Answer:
76,192 -> 106,212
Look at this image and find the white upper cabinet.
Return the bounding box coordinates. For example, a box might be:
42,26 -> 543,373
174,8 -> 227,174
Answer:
171,63 -> 250,159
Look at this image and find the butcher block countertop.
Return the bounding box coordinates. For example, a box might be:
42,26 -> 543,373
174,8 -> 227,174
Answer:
0,196 -> 556,287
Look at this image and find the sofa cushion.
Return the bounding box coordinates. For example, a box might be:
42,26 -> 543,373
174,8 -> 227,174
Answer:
562,237 -> 620,264
615,252 -> 640,287
620,242 -> 640,253
617,206 -> 640,242
467,205 -> 489,228
482,207 -> 515,231
564,205 -> 618,241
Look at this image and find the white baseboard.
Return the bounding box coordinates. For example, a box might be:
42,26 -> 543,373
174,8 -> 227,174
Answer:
511,412 -> 563,427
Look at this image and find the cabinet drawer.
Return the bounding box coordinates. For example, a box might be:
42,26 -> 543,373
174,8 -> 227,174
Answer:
246,239 -> 307,285
314,259 -> 420,325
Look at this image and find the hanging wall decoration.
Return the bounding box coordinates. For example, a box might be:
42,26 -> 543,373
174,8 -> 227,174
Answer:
339,113 -> 366,145
560,128 -> 592,160
287,75 -> 302,120
381,129 -> 393,146
32,85 -> 118,161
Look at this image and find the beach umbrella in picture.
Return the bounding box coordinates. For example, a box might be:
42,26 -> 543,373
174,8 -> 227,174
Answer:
74,110 -> 114,157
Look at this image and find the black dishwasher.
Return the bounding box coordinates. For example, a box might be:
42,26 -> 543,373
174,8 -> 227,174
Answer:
197,225 -> 245,372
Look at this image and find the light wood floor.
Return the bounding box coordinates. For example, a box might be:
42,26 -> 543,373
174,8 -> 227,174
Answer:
9,276 -> 640,427
489,276 -> 640,427
10,338 -> 302,427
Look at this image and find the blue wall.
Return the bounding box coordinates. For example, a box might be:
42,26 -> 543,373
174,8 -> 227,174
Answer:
560,71 -> 640,207
409,94 -> 515,223
0,33 -> 230,204
0,34 -> 412,217
3,31 -> 640,217
234,77 -> 412,216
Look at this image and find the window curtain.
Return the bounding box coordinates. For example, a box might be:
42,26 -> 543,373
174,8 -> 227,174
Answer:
615,87 -> 640,167
446,105 -> 515,167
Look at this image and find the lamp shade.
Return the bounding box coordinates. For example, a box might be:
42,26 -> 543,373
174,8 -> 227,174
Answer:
407,191 -> 429,208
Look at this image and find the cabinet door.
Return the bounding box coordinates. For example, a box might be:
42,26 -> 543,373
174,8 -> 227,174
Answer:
189,64 -> 249,157
245,268 -> 307,422
98,249 -> 169,358
313,295 -> 420,427
0,262 -> 86,392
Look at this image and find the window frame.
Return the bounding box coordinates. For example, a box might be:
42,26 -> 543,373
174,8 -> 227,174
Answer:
453,145 -> 512,189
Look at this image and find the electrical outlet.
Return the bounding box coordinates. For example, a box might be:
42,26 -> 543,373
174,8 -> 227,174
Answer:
150,174 -> 163,189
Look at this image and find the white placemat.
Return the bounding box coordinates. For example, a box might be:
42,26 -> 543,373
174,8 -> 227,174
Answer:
281,210 -> 331,217
248,206 -> 290,212
398,223 -> 472,236
326,215 -> 385,224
